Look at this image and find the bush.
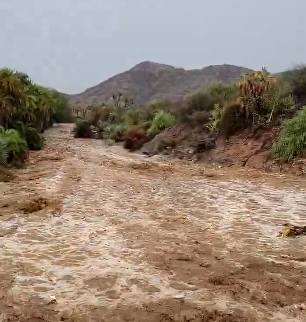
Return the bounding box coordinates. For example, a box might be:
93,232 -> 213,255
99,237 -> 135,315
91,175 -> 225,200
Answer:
101,123 -> 126,142
124,109 -> 144,126
205,82 -> 238,102
272,107 -> 306,161
177,92 -> 214,124
11,123 -> 44,150
148,110 -> 175,135
0,140 -> 8,165
263,83 -> 294,122
20,126 -> 44,150
284,65 -> 306,104
174,84 -> 237,126
0,127 -> 28,164
206,103 -> 222,132
187,110 -> 211,127
123,126 -> 148,151
73,120 -> 94,138
219,102 -> 248,138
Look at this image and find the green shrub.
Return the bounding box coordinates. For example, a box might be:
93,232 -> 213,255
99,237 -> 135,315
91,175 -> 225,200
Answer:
19,126 -> 44,150
148,110 -> 175,134
219,102 -> 248,138
177,92 -> 214,124
175,84 -> 237,126
101,123 -> 126,142
283,65 -> 306,104
0,127 -> 28,163
73,120 -> 93,138
0,140 -> 8,164
205,82 -> 237,102
206,103 -> 223,132
263,82 -> 295,123
124,109 -> 144,126
10,123 -> 44,150
272,107 -> 306,161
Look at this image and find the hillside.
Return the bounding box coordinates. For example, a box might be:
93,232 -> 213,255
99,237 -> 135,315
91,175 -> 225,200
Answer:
68,61 -> 252,106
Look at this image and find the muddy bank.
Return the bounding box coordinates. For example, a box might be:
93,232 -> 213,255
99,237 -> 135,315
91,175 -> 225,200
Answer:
1,124 -> 306,321
140,125 -> 306,175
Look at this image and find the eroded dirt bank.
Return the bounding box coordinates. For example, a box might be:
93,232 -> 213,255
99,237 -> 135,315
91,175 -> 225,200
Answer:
141,125 -> 306,175
1,124 -> 306,321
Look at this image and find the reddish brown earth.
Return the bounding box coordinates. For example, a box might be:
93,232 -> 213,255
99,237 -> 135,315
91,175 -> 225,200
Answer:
1,124 -> 306,321
145,125 -> 306,176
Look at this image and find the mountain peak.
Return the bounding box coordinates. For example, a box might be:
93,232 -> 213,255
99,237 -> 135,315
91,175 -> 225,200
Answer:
130,61 -> 177,72
68,62 -> 252,106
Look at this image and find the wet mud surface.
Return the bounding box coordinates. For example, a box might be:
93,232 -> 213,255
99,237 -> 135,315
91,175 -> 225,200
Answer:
0,124 -> 306,321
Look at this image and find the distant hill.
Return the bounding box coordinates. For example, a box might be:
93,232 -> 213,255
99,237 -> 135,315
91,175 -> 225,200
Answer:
68,61 -> 253,106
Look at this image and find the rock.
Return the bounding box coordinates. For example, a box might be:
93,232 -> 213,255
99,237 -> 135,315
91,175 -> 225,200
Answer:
0,223 -> 18,237
173,293 -> 185,300
141,132 -> 168,156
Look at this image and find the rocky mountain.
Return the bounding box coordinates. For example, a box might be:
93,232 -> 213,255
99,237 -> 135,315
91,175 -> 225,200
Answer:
68,61 -> 253,106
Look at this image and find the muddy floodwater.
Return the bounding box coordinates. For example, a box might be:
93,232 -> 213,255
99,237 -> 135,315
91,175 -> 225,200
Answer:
1,124 -> 306,322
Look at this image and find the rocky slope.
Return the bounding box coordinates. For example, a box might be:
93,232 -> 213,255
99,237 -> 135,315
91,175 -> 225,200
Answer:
68,61 -> 252,106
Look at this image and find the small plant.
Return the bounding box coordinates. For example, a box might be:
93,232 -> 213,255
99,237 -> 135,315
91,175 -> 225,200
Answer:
0,127 -> 28,163
206,103 -> 222,132
219,102 -> 248,137
102,123 -> 126,142
25,127 -> 44,150
0,139 -> 8,164
148,110 -> 175,135
73,120 -> 93,138
14,124 -> 44,150
272,107 -> 306,161
264,84 -> 294,123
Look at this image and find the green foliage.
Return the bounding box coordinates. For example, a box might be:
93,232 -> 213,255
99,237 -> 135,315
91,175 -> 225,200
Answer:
0,127 -> 28,163
205,82 -> 237,102
100,123 -> 126,142
0,67 -> 72,164
12,122 -> 44,150
124,109 -> 144,126
148,110 -> 175,134
174,83 -> 237,126
0,140 -> 8,164
73,120 -> 94,138
202,71 -> 295,136
206,103 -> 222,132
219,102 -> 248,137
272,107 -> 306,161
264,83 -> 295,122
0,67 -> 67,133
23,127 -> 44,150
69,67 -> 305,163
283,65 -> 306,104
179,91 -> 214,124
50,91 -> 74,123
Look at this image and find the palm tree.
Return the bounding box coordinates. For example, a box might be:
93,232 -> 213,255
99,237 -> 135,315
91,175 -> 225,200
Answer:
0,68 -> 26,128
237,68 -> 276,121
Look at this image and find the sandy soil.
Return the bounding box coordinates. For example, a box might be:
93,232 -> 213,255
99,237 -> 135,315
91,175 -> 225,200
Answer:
1,124 -> 306,322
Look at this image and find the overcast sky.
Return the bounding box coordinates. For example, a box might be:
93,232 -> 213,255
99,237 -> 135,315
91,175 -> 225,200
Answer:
1,0 -> 304,94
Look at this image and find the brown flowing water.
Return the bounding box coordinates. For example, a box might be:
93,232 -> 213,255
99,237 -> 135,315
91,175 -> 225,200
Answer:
0,124 -> 306,322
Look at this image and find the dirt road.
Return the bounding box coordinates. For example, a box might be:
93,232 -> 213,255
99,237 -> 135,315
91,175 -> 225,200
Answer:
1,124 -> 306,322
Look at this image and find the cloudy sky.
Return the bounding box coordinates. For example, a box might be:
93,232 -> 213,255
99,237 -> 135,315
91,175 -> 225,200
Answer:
1,0 -> 304,93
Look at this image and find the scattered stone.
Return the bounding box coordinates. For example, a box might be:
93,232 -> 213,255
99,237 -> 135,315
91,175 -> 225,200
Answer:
173,293 -> 185,300
0,223 -> 18,237
48,295 -> 57,304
